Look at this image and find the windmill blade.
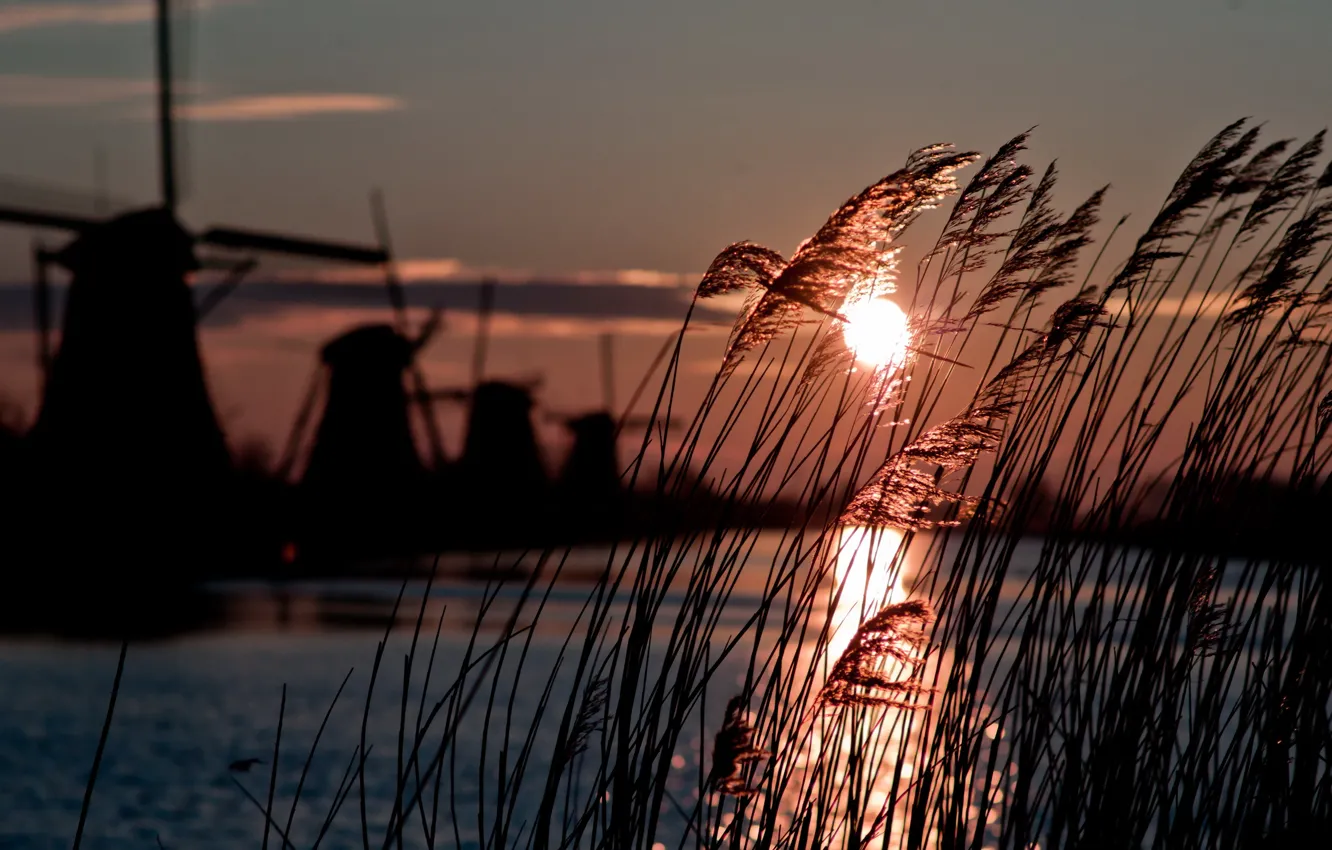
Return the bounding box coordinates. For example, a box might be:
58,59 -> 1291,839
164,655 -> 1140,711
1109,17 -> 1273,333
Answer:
198,226 -> 388,264
615,329 -> 682,436
196,253 -> 256,269
276,361 -> 324,481
195,257 -> 258,321
153,0 -> 176,210
368,189 -> 447,466
166,0 -> 196,207
427,387 -> 473,402
408,344 -> 447,467
413,307 -> 445,351
620,413 -> 683,430
0,205 -> 97,234
0,175 -> 138,220
33,241 -> 54,389
369,188 -> 408,329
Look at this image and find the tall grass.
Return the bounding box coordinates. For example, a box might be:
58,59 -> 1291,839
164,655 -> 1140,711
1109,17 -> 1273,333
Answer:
76,118 -> 1331,849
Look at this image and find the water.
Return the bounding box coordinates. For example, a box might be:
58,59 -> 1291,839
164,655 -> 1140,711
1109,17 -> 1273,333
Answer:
0,532 -> 1287,850
0,533 -> 804,850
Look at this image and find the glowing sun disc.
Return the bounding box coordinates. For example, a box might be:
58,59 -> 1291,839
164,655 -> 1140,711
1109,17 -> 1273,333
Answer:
841,297 -> 911,370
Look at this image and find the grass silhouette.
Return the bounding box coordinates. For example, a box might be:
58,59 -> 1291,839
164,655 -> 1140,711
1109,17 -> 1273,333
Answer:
69,117 -> 1332,849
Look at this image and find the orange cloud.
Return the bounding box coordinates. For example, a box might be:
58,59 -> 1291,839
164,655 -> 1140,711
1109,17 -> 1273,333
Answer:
175,93 -> 405,122
258,257 -> 704,288
0,1 -> 248,35
1104,291 -> 1233,319
263,258 -> 467,285
220,303 -> 704,344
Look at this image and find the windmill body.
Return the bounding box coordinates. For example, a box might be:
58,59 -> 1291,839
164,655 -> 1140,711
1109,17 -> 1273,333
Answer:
552,334 -> 623,511
446,381 -> 549,546
0,195 -> 391,577
291,323 -> 437,562
301,324 -> 428,497
9,207 -> 240,579
29,208 -> 230,486
543,334 -> 681,538
556,412 -> 621,507
459,381 -> 548,496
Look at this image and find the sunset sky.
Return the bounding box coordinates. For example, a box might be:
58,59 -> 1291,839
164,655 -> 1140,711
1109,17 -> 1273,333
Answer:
1,0 -> 1329,461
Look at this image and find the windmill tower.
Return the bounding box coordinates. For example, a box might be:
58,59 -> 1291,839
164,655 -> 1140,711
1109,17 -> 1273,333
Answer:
553,334 -> 623,507
259,188 -> 449,565
421,280 -> 554,547
458,380 -> 549,496
0,0 -> 391,578
302,324 -> 432,496
540,333 -> 681,540
280,317 -> 445,563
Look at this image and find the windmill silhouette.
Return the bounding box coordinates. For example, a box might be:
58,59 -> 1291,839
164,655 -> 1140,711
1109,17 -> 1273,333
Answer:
0,0 -> 394,580
542,334 -> 674,495
279,314 -> 446,565
406,279 -> 554,548
272,191 -> 447,486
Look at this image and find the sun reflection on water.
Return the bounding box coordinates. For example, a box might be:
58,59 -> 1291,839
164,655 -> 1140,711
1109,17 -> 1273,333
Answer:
777,524 -> 930,849
827,524 -> 909,663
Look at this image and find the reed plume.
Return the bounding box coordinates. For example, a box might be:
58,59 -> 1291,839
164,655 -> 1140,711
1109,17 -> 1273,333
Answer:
821,599 -> 936,708
962,160 -> 1106,320
695,144 -> 980,370
1226,201 -> 1332,327
933,130 -> 1035,283
1236,130 -> 1326,243
564,676 -> 609,764
1108,119 -> 1257,295
707,695 -> 769,797
842,293 -> 1108,530
1183,563 -> 1232,659
57,116 -> 1329,850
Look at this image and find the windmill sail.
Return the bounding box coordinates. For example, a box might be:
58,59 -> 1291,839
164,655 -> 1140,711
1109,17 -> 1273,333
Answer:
155,0 -> 178,210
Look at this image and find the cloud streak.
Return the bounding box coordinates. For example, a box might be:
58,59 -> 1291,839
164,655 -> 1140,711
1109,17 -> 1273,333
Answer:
1104,291 -> 1234,320
226,304 -> 698,347
3,79 -> 406,122
174,93 -> 405,122
202,279 -> 731,328
0,0 -> 249,35
262,257 -> 699,287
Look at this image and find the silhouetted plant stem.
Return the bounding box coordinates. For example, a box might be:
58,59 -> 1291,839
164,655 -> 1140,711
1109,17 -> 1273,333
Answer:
71,640 -> 127,850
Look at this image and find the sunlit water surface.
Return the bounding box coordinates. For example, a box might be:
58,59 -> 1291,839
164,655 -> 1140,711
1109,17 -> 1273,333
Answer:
0,532 -> 1270,850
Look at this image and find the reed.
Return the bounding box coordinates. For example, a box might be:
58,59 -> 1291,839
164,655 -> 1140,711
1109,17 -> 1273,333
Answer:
73,117 -> 1332,849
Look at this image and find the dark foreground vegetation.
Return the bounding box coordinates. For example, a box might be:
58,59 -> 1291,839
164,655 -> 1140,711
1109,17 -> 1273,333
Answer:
60,118 -> 1332,848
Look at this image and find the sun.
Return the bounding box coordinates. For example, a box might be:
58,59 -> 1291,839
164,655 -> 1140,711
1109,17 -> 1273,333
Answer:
840,296 -> 912,371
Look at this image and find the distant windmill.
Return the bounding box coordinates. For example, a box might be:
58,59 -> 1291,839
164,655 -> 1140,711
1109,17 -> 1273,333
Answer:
541,333 -> 681,511
418,279 -> 553,544
272,189 -> 447,485
281,319 -> 445,563
0,0 -> 392,575
298,322 -> 440,497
